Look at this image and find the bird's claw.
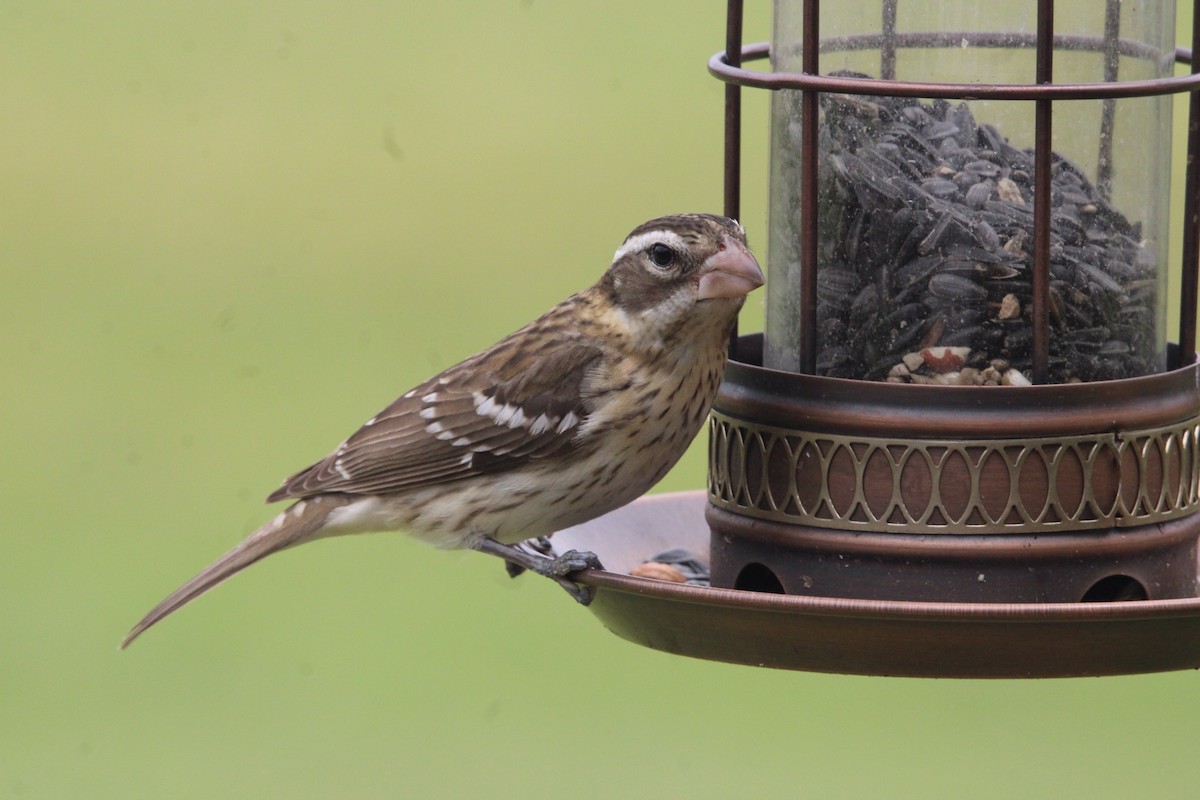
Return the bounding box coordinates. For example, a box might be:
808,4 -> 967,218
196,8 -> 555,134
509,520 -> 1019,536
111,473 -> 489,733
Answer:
531,549 -> 604,579
553,575 -> 597,606
482,538 -> 602,605
527,549 -> 601,605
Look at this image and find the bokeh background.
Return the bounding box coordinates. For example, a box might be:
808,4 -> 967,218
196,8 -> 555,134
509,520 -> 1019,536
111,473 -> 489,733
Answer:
4,2 -> 1200,798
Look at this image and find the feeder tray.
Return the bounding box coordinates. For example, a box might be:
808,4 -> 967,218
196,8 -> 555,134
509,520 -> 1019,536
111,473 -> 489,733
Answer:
555,490 -> 1200,678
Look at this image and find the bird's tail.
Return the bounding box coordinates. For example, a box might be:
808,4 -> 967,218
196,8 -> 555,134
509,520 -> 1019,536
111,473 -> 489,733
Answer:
120,495 -> 349,649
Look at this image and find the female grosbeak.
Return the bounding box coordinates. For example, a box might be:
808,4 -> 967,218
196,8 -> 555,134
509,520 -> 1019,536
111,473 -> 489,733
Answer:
123,214 -> 762,647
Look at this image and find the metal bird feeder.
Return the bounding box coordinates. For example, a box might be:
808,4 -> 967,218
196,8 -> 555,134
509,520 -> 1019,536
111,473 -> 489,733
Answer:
557,0 -> 1200,677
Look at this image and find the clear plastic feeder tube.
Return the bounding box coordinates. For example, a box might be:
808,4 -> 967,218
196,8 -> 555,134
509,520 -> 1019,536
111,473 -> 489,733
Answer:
764,0 -> 1174,384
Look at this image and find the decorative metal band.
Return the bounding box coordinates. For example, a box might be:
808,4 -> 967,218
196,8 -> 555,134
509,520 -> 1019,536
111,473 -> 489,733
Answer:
708,411 -> 1200,534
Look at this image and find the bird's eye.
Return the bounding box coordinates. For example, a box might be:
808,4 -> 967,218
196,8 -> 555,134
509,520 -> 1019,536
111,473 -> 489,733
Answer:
648,242 -> 676,269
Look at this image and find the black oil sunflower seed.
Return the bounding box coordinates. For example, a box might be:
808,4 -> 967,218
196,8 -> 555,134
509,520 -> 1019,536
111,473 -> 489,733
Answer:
784,87 -> 1158,383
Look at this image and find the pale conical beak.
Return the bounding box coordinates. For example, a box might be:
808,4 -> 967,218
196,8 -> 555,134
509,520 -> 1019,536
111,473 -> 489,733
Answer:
696,235 -> 764,300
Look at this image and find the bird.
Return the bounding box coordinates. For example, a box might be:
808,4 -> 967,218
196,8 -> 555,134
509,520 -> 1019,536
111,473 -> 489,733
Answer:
121,213 -> 763,648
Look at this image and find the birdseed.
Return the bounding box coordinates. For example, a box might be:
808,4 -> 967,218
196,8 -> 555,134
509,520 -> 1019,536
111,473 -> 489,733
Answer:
771,84 -> 1159,383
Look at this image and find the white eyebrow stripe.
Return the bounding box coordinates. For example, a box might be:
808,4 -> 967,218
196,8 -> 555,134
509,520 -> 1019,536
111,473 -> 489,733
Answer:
612,230 -> 688,263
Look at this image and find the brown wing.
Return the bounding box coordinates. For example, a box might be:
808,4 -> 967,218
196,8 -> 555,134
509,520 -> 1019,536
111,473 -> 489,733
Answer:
266,329 -> 605,502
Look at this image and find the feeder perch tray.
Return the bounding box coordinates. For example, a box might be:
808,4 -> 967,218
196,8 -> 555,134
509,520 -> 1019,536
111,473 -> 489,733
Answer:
554,490 -> 1200,678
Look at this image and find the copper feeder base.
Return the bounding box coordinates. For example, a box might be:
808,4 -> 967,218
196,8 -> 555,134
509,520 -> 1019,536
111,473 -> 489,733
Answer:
555,491 -> 1200,678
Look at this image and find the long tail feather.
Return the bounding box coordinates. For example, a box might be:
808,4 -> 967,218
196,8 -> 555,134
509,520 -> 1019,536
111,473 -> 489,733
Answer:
120,496 -> 348,649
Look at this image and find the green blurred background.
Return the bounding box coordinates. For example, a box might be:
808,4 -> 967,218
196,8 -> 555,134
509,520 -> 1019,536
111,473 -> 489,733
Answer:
4,2 -> 1200,798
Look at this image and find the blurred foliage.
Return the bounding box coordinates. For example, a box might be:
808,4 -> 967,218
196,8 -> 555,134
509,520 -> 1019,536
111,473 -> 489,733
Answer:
2,3 -> 1198,798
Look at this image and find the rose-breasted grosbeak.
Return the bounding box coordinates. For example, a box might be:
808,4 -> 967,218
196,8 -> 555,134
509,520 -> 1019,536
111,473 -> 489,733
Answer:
122,214 -> 762,647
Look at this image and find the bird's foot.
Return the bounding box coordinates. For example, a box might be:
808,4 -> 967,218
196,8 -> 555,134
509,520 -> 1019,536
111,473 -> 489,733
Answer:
503,536 -> 555,578
530,549 -> 603,605
475,537 -> 603,606
530,548 -> 603,578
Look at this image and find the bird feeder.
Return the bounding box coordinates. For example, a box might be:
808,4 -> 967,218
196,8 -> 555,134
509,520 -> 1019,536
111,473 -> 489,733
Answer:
555,0 -> 1200,677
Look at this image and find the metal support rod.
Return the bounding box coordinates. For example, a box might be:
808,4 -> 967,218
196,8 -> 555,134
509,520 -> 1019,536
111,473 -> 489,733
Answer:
1031,0 -> 1055,384
881,0 -> 898,80
1096,0 -> 1120,201
724,0 -> 744,358
1180,3 -> 1200,367
799,0 -> 820,374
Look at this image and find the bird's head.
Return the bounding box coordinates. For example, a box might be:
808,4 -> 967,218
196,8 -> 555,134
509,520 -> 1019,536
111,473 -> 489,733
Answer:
600,214 -> 764,339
